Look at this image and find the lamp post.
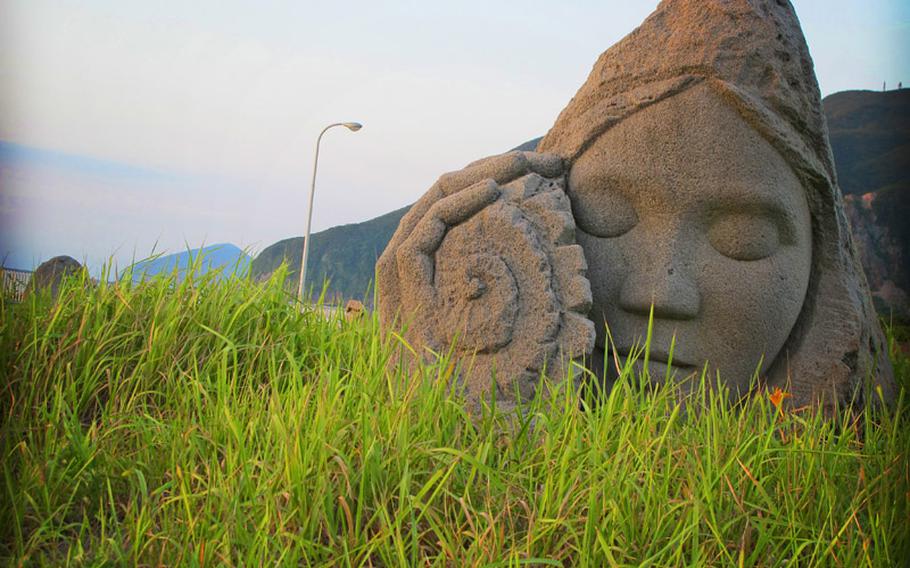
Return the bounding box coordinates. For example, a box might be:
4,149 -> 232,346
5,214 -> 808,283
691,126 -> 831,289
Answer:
297,122 -> 362,306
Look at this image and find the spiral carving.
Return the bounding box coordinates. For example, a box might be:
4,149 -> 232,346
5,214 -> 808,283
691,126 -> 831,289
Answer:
381,172 -> 595,411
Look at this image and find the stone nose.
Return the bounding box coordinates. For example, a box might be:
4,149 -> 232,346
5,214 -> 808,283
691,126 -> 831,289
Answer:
618,244 -> 701,321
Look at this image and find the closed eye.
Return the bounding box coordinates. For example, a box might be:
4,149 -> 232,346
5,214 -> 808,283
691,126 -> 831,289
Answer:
567,184 -> 639,238
708,211 -> 783,261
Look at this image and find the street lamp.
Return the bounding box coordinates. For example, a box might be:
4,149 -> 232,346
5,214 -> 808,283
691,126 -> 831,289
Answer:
297,122 -> 362,305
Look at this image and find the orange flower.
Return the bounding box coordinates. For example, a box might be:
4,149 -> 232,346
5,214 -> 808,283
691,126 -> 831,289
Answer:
769,387 -> 791,414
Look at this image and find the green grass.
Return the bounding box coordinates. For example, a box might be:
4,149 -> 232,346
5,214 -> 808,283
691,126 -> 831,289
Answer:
1,268 -> 908,566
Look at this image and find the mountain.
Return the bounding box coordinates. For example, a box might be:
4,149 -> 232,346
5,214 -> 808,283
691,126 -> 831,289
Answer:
832,89 -> 910,319
250,206 -> 408,301
253,89 -> 909,317
129,243 -> 251,282
825,89 -> 909,196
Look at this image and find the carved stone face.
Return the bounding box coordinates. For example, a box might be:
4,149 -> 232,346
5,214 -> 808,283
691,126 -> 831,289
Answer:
568,83 -> 812,393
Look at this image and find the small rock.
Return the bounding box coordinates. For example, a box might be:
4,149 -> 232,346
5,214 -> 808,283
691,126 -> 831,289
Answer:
344,299 -> 366,322
29,255 -> 85,299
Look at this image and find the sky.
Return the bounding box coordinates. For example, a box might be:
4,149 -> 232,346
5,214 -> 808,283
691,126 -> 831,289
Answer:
1,0 -> 908,273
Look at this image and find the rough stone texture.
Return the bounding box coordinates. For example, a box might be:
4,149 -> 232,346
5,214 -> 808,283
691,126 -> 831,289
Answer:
29,256 -> 85,299
537,0 -> 895,409
377,168 -> 595,412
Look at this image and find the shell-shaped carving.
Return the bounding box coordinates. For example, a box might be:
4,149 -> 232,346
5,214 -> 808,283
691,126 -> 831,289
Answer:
437,253 -> 518,353
410,173 -> 596,408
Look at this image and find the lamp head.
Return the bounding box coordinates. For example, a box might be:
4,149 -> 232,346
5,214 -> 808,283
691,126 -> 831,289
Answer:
343,122 -> 363,132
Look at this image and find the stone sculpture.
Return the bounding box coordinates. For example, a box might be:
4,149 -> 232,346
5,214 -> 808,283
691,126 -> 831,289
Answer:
378,0 -> 896,411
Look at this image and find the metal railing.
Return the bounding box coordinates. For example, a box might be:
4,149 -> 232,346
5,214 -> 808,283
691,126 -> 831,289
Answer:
1,267 -> 32,303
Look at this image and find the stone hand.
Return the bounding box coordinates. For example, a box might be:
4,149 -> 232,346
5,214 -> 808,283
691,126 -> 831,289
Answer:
377,150 -> 565,332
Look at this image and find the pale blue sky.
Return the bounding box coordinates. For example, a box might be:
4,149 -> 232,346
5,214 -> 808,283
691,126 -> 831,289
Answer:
1,0 -> 907,272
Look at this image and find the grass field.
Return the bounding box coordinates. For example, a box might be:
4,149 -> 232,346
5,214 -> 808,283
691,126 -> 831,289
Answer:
1,268 -> 908,566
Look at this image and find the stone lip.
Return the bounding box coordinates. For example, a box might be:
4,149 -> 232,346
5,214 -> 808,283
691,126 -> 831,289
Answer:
612,346 -> 697,371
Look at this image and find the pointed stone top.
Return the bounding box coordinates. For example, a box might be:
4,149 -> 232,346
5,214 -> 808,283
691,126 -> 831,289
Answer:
540,0 -> 829,179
